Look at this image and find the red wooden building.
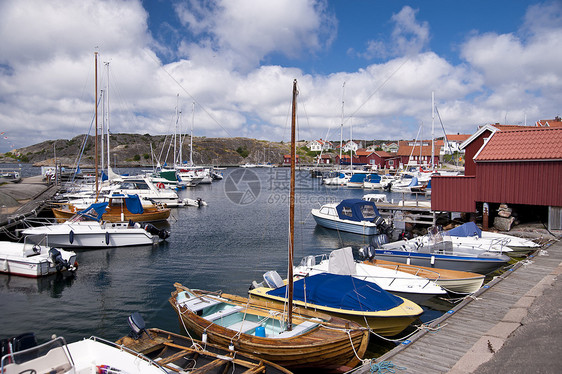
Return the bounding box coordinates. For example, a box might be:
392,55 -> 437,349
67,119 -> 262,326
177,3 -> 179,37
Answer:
431,126 -> 562,229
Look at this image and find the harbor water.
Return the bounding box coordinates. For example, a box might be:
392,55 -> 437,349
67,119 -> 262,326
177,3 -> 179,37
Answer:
0,166 -> 448,356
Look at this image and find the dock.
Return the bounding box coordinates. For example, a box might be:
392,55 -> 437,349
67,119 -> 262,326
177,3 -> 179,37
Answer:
0,176 -> 59,232
351,236 -> 562,374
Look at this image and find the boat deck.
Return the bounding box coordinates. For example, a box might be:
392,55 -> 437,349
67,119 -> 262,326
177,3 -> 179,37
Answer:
352,239 -> 562,374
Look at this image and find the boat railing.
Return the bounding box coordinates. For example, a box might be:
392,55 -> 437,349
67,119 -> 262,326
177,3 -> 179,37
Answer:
374,262 -> 443,283
90,336 -> 168,373
489,237 -> 511,253
1,336 -> 73,374
356,272 -> 437,289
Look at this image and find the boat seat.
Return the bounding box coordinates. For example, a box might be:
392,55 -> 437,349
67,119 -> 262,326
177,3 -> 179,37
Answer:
226,320 -> 262,334
273,321 -> 318,339
205,306 -> 244,322
177,291 -> 222,313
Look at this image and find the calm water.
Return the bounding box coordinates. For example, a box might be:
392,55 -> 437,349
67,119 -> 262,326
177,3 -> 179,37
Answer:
0,166 -> 447,357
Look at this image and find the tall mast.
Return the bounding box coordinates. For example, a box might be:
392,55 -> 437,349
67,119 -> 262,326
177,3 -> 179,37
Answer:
94,51 -> 99,197
174,94 -> 179,167
431,91 -> 435,170
287,78 -> 298,331
190,101 -> 194,166
106,62 -> 111,178
339,82 -> 345,168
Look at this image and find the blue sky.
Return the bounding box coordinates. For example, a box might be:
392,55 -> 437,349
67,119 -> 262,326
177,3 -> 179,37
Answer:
0,0 -> 561,154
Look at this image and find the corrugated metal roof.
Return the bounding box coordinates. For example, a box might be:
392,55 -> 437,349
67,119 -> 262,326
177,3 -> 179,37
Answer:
475,128 -> 562,161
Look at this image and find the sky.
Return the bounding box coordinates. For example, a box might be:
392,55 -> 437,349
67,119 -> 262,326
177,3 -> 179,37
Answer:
1,0 -> 561,153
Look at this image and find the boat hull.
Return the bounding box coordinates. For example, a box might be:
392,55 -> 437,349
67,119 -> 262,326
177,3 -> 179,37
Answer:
0,242 -> 77,278
312,212 -> 379,235
24,228 -> 157,248
52,206 -> 170,223
169,288 -> 369,372
373,249 -> 509,275
367,259 -> 485,295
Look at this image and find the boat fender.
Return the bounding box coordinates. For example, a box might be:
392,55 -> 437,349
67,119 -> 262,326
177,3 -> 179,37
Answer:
2,259 -> 8,272
158,229 -> 170,240
69,230 -> 74,244
202,332 -> 207,343
105,232 -> 110,245
406,258 -> 411,265
430,255 -> 435,265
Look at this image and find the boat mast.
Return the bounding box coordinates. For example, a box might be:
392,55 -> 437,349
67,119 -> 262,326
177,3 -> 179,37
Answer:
94,51 -> 99,198
288,78 -> 298,331
190,101 -> 194,166
106,62 -> 111,179
431,91 -> 435,170
339,81 -> 345,169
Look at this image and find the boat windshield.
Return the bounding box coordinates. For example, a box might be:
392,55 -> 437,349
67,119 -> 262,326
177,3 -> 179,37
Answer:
361,205 -> 377,219
1,336 -> 72,372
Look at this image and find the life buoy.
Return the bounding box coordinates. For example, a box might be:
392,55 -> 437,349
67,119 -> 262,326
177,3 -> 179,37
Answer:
156,182 -> 165,189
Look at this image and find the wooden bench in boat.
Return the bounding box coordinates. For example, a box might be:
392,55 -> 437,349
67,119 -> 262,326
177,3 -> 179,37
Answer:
273,321 -> 318,339
176,291 -> 223,313
226,320 -> 262,334
205,306 -> 244,322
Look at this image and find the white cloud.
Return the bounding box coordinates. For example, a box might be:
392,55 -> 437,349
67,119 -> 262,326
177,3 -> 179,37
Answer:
173,0 -> 337,71
360,6 -> 430,59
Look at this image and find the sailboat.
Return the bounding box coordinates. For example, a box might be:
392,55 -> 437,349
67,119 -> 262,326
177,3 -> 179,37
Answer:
169,80 -> 369,372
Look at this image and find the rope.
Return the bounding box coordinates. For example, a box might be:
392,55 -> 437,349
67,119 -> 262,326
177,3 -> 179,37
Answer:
369,360 -> 406,373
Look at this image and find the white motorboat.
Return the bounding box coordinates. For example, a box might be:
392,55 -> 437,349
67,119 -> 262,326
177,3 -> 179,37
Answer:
1,333 -> 165,374
0,239 -> 77,278
294,247 -> 447,303
311,199 -> 393,235
110,175 -> 188,207
21,202 -> 170,248
448,222 -> 540,254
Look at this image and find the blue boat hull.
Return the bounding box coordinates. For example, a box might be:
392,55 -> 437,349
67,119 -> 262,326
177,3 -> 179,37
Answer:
373,249 -> 509,274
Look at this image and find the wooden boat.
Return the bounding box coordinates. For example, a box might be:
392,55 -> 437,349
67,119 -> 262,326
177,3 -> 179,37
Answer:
116,313 -> 292,374
362,257 -> 486,295
248,272 -> 423,336
170,284 -> 369,372
168,81 -> 370,372
52,194 -> 171,223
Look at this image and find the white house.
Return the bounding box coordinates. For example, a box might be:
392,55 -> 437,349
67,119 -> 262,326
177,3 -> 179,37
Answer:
342,140 -> 361,153
307,139 -> 333,152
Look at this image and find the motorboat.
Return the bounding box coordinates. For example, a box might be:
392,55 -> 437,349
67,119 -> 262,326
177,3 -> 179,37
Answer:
116,313 -> 292,374
293,247 -> 447,304
448,222 -> 540,255
322,170 -> 352,185
52,194 -> 171,223
0,239 -> 76,278
346,173 -> 367,188
248,271 -> 423,336
110,175 -> 188,207
362,193 -> 389,203
21,202 -> 170,248
169,283 -> 369,371
311,199 -> 393,236
372,228 -> 511,274
363,173 -> 382,189
1,332 -> 165,374
390,176 -> 426,193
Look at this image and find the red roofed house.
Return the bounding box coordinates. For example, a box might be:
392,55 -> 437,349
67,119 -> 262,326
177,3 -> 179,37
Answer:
431,126 -> 562,230
396,140 -> 440,168
535,116 -> 562,128
283,154 -> 299,165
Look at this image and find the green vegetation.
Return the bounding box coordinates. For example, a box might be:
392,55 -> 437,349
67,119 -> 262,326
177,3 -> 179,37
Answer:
236,146 -> 250,158
143,153 -> 150,159
133,154 -> 141,161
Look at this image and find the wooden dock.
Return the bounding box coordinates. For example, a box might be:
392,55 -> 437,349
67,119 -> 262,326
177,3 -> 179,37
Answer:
351,239 -> 562,373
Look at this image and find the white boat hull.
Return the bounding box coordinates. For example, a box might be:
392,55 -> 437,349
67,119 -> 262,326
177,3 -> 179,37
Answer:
0,242 -> 76,278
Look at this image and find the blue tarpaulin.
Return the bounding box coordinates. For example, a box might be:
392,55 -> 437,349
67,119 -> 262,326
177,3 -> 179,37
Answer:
266,273 -> 403,312
447,221 -> 482,238
77,202 -> 109,221
335,199 -> 380,222
124,195 -> 144,214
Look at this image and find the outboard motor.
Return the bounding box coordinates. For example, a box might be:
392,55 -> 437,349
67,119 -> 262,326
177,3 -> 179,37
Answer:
196,198 -> 203,207
358,245 -> 375,261
49,248 -> 70,272
373,216 -> 394,236
127,312 -> 150,340
143,223 -> 170,240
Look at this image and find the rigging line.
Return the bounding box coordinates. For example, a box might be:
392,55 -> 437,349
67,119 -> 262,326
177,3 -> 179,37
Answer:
345,56 -> 412,125
143,49 -> 233,138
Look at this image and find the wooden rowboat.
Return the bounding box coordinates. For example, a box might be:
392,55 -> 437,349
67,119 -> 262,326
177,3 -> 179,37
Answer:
117,327 -> 293,374
170,283 -> 370,372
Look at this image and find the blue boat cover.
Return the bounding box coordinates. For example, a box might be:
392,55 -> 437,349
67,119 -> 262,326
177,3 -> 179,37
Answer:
266,273 -> 403,312
124,194 -> 144,214
348,174 -> 367,183
366,174 -> 381,183
407,176 -> 419,187
78,202 -> 109,221
336,199 -> 380,222
447,222 -> 482,238
426,179 -> 431,189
